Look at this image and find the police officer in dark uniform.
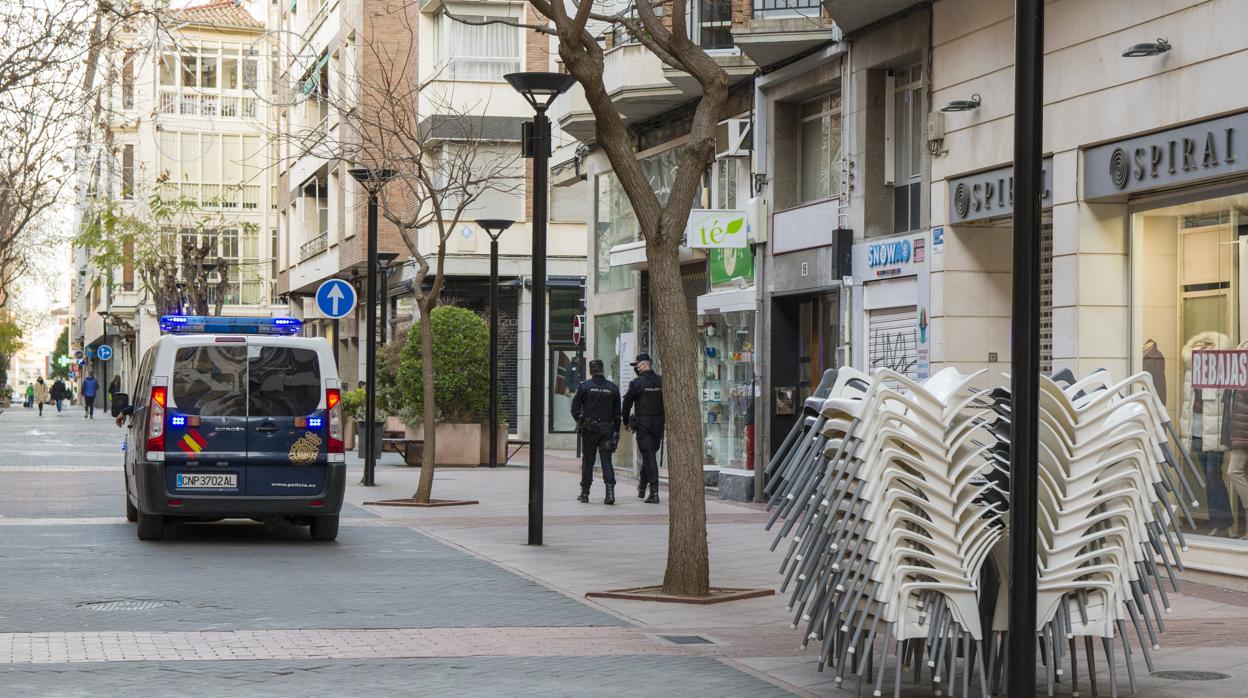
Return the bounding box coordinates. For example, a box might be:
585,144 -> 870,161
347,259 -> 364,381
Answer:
571,359 -> 621,505
622,353 -> 663,503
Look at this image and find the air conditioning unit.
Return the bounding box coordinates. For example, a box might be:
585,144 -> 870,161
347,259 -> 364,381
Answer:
716,118 -> 753,158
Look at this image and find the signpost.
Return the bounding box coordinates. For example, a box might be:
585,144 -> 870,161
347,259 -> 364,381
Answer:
572,314 -> 583,346
97,345 -> 113,361
316,279 -> 357,371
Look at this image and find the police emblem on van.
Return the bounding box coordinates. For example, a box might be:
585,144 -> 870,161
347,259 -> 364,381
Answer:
289,432 -> 322,465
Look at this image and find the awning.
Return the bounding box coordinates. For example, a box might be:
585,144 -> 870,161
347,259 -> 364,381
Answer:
608,240 -> 706,271
696,286 -> 757,314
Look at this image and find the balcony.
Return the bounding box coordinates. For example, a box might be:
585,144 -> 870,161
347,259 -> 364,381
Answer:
300,232 -> 329,261
818,0 -> 923,34
662,0 -> 756,95
732,0 -> 840,68
551,81 -> 596,144
602,43 -> 685,125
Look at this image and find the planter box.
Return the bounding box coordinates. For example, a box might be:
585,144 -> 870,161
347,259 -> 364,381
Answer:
356,420 -> 384,459
405,423 -> 508,466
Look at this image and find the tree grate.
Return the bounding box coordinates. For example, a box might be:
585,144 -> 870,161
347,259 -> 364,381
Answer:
77,599 -> 180,612
1151,671 -> 1230,681
659,635 -> 713,645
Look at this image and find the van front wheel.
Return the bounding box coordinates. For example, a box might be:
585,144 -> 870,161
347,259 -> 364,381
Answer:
309,515 -> 339,542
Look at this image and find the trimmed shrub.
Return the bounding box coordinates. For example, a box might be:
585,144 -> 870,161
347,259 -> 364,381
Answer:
397,305 -> 490,424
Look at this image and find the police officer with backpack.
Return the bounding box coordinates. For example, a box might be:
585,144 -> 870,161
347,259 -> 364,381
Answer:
571,359 -> 621,505
623,353 -> 664,503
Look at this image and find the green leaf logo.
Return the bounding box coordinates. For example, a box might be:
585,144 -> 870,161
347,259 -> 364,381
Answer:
725,218 -> 743,236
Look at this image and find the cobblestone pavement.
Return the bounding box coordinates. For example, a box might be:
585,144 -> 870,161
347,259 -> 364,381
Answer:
0,406 -> 799,696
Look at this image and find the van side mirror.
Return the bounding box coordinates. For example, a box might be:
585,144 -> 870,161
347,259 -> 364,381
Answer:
111,393 -> 130,418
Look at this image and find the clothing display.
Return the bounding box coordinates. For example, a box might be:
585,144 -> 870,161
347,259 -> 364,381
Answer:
1142,338 -> 1167,400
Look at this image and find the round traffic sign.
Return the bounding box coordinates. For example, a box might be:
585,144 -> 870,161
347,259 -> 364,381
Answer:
97,345 -> 114,361
572,314 -> 583,345
74,350 -> 84,361
315,279 -> 357,319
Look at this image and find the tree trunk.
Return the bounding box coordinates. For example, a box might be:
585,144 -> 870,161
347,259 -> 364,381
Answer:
414,297 -> 437,503
648,230 -> 710,597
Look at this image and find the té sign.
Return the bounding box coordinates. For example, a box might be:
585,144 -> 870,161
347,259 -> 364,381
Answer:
685,209 -> 748,249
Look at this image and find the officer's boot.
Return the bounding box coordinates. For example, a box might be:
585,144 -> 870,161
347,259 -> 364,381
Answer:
604,485 -> 615,505
638,479 -> 648,499
644,482 -> 660,504
577,486 -> 589,503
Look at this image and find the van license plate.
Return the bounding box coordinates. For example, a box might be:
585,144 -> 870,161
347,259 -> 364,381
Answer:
176,473 -> 237,489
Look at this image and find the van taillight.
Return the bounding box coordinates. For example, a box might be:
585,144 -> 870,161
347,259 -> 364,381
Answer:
146,386 -> 167,455
326,388 -> 343,454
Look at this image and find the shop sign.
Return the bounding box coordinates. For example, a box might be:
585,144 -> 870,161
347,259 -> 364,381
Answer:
1191,350 -> 1248,389
1086,111 -> 1248,200
861,234 -> 927,279
948,158 -> 1053,224
686,209 -> 748,249
709,245 -> 755,286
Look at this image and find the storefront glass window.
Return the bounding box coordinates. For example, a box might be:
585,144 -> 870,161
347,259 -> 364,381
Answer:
594,172 -> 636,294
1132,193 -> 1248,542
550,349 -> 582,434
700,311 -> 756,469
593,311 -> 635,395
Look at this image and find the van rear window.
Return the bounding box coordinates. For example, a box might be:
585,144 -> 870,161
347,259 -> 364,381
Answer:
248,347 -> 321,416
172,346 -> 247,416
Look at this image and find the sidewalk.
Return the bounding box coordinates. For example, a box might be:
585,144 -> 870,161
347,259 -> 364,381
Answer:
347,450 -> 1248,697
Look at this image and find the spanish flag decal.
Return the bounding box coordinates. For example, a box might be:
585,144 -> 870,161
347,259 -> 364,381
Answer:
178,429 -> 207,455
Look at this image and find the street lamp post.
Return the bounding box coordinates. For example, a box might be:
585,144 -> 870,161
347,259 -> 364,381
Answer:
476,219 -> 516,471
378,252 -> 400,344
1007,0 -> 1044,694
506,71 -> 576,546
97,310 -> 109,413
348,166 -> 398,488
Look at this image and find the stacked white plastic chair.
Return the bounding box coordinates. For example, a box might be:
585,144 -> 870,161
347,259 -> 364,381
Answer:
764,367 -> 1200,697
765,367 -> 1005,697
984,370 -> 1199,697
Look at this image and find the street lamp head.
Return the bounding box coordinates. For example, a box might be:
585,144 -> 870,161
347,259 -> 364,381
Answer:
475,219 -> 516,241
505,72 -> 577,110
348,167 -> 399,190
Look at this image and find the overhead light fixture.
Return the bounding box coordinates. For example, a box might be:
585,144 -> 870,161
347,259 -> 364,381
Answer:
1122,38 -> 1170,58
940,94 -> 981,113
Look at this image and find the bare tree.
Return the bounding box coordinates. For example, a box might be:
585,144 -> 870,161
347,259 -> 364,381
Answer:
506,0 -> 732,595
275,4 -> 522,502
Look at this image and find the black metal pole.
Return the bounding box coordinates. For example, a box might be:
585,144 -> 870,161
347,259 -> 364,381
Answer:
332,318 -> 340,368
100,317 -> 108,413
381,267 -> 389,344
1007,0 -> 1043,695
490,236 -> 500,469
528,108 -> 550,546
364,191 -> 380,488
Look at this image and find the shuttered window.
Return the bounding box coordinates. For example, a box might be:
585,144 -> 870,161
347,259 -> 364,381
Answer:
1040,220 -> 1053,374
551,180 -> 587,223
867,306 -> 919,383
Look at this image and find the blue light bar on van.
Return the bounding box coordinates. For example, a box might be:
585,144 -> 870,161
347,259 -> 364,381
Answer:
159,316 -> 303,335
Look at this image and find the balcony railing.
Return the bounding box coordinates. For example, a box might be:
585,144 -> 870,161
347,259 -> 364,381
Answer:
300,233 -> 328,261
752,0 -> 821,17
159,91 -> 258,119
158,183 -> 262,210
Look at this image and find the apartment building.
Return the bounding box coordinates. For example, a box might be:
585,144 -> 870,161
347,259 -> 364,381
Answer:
72,0 -> 283,394
274,0 -> 587,445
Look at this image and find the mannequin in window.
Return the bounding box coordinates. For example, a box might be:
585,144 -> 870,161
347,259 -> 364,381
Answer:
1181,331 -> 1233,536
1223,339 -> 1248,539
1142,338 -> 1166,401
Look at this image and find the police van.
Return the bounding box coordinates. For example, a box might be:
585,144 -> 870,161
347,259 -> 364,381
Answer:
114,316 -> 346,541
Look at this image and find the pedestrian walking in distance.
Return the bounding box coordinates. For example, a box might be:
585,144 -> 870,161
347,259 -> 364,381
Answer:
571,359 -> 621,505
50,377 -> 67,415
622,353 -> 663,504
24,383 -> 34,409
33,377 -> 47,416
82,373 -> 99,419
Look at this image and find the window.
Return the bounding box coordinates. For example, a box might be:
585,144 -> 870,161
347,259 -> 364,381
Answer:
889,64 -> 923,234
689,0 -> 734,51
248,347 -> 321,416
799,92 -> 842,204
594,172 -> 637,293
445,15 -> 520,81
121,144 -> 135,199
157,44 -> 259,118
714,158 -> 740,210
172,346 -> 248,416
438,144 -> 524,219
121,51 -> 134,109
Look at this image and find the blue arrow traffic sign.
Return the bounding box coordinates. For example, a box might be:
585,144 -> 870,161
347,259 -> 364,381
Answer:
316,279 -> 357,319
97,345 -> 113,361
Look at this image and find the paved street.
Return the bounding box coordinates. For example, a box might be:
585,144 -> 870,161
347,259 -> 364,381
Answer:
5,405 -> 1248,697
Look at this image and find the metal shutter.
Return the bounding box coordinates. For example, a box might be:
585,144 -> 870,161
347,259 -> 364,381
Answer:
1040,220 -> 1053,374
550,180 -> 587,223
867,306 -> 919,382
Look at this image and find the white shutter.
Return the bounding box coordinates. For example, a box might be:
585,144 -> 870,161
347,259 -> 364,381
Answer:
867,306 -> 919,382
550,180 -> 587,223
1040,220 -> 1053,374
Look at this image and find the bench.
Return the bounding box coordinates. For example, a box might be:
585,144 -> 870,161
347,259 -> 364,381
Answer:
377,437 -> 530,466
